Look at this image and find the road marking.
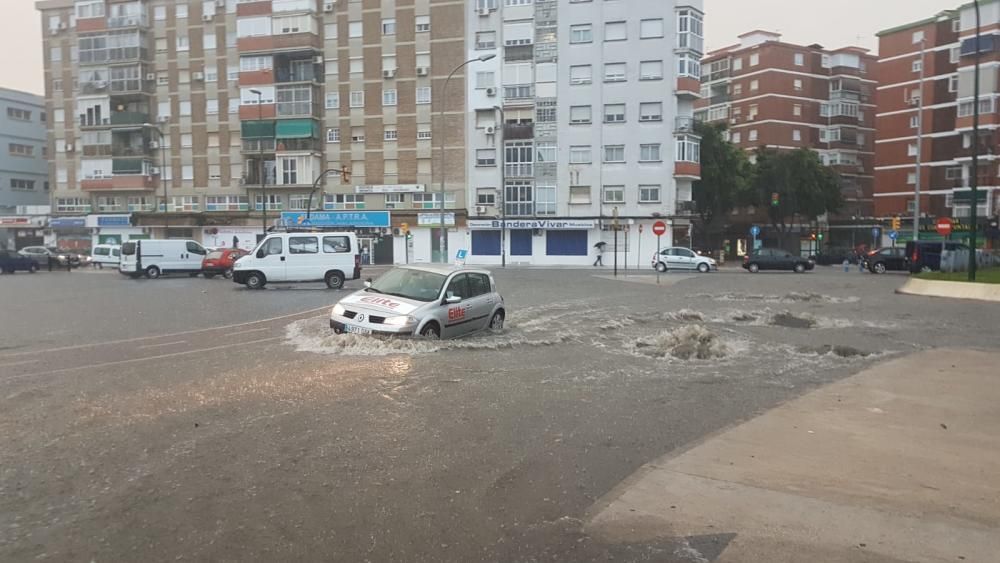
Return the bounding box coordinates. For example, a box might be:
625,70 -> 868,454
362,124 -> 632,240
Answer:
137,340 -> 188,350
1,336 -> 284,383
0,306 -> 329,359
0,359 -> 35,368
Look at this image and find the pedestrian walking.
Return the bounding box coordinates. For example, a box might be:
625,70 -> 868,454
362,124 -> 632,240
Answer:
593,241 -> 606,267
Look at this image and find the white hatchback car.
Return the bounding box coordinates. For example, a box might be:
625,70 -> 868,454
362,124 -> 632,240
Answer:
651,247 -> 718,273
330,265 -> 505,339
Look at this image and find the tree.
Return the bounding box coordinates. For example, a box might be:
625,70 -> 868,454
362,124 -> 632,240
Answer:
692,123 -> 752,246
746,148 -> 843,244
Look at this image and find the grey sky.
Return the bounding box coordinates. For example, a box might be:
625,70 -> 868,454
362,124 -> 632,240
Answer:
0,0 -> 961,96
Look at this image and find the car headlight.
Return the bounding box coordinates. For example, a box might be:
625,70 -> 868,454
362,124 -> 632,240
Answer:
332,304 -> 346,316
384,315 -> 415,326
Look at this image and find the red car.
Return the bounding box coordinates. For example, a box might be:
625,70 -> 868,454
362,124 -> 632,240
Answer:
201,248 -> 249,279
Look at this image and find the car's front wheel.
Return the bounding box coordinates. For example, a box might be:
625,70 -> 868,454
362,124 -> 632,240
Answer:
873,262 -> 887,274
223,268 -> 234,279
794,263 -> 806,274
420,323 -> 441,339
145,265 -> 160,279
697,262 -> 710,273
245,272 -> 266,289
28,264 -> 37,273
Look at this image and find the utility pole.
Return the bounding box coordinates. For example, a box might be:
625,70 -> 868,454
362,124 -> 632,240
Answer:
969,0 -> 982,281
249,89 -> 267,239
494,105 -> 506,268
913,38 -> 926,242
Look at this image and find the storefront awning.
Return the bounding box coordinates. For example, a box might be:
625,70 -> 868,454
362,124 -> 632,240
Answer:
275,119 -> 316,139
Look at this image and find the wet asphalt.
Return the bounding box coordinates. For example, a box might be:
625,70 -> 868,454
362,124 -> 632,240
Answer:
1,266 -> 998,562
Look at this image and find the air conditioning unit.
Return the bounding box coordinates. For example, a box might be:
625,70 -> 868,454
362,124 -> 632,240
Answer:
150,141 -> 160,149
64,144 -> 74,152
314,55 -> 324,64
215,0 -> 225,7
58,22 -> 67,30
202,14 -> 213,22
475,205 -> 487,215
485,87 -> 497,97
151,166 -> 161,174
478,7 -> 491,16
324,2 -> 336,12
484,125 -> 496,134
416,66 -> 429,76
193,71 -> 205,81
145,73 -> 156,81
383,69 -> 396,79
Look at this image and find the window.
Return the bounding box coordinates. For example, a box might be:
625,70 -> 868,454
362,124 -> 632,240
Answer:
415,15 -> 430,33
154,6 -> 166,20
382,89 -> 397,106
349,21 -> 362,38
50,47 -> 61,62
476,31 -> 496,49
570,65 -> 592,85
180,101 -> 192,116
603,145 -> 625,163
603,103 -> 625,123
794,52 -> 804,66
677,54 -> 700,78
349,57 -> 363,74
504,181 -> 533,216
476,148 -> 496,166
639,102 -> 663,122
76,0 -> 105,18
640,18 -> 664,39
793,104 -> 802,117
10,179 -> 35,191
793,79 -> 803,91
350,90 -> 364,108
677,8 -> 704,53
945,166 -> 963,180
748,129 -> 758,142
639,60 -> 663,80
288,236 -> 319,254
6,108 -> 31,121
324,22 -> 337,40
537,103 -> 556,123
912,59 -> 922,73
254,194 -> 282,211
416,87 -> 432,104
323,236 -> 352,253
182,165 -> 194,180
602,185 -> 625,204
175,34 -> 190,52
326,128 -> 340,143
910,115 -> 920,128
605,21 -> 626,41
381,18 -> 396,35
732,132 -> 741,143
536,142 -> 556,163
569,145 -> 591,163
383,127 -> 397,141
676,135 -> 700,162
912,30 -> 924,44
476,189 -> 496,206
949,75 -> 959,93
536,185 -> 556,215
732,58 -> 743,71
570,24 -> 592,44
639,185 -> 660,203
417,130 -> 432,140
504,141 -> 534,177
8,143 -> 34,157
950,46 -> 961,64
750,79 -> 759,91
604,63 -> 626,82
476,71 -> 496,88
908,143 -> 918,156
793,130 -> 802,141
207,100 -> 219,115
569,105 -> 591,124
326,92 -> 340,109
821,54 -> 831,68
733,84 -> 743,95
240,55 -> 272,72
907,172 -> 916,184
639,143 -> 661,162
351,127 -> 365,143
749,53 -> 759,66
203,31 -> 217,51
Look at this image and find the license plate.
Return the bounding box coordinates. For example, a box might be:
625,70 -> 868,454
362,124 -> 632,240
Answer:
344,324 -> 372,335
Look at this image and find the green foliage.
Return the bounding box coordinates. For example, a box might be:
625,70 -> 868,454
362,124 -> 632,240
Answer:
692,122 -> 752,227
746,147 -> 844,235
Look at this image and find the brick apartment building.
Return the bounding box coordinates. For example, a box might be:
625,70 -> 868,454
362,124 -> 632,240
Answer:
875,5 -> 1000,245
36,0 -> 703,266
696,31 -> 877,254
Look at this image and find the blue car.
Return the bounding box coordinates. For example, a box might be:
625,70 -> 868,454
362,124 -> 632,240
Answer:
0,250 -> 39,274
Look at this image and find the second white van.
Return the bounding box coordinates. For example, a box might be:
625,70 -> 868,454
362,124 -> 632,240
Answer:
119,239 -> 207,279
91,244 -> 121,268
232,232 -> 360,289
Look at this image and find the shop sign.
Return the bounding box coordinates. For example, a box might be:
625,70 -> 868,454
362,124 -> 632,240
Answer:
468,219 -> 596,230
0,217 -> 30,225
417,213 -> 456,227
279,211 -> 391,228
355,184 -> 426,194
95,215 -> 131,227
50,217 -> 87,228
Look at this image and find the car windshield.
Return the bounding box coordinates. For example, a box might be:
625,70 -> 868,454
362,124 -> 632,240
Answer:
121,242 -> 136,256
368,268 -> 448,302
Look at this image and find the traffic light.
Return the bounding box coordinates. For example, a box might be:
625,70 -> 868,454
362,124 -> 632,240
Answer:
817,232 -> 825,241
341,166 -> 352,183
891,216 -> 901,231
771,192 -> 780,207
810,232 -> 817,241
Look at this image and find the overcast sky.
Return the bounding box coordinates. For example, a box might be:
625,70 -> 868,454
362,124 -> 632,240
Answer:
1,0 -> 960,96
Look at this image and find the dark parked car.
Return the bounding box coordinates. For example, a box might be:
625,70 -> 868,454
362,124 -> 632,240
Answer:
201,248 -> 249,279
0,250 -> 39,273
905,241 -> 970,273
742,248 -> 815,273
813,247 -> 860,265
864,247 -> 909,274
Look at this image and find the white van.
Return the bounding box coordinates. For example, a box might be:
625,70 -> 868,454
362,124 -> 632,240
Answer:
119,239 -> 207,279
91,244 -> 121,268
232,232 -> 360,289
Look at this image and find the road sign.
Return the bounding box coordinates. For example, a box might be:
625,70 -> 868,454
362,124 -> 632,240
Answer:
888,230 -> 898,240
872,227 -> 881,239
750,225 -> 761,237
936,217 -> 953,236
652,221 -> 667,236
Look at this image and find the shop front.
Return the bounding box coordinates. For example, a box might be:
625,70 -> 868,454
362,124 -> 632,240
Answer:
49,217 -> 91,251
85,215 -> 146,246
0,215 -> 47,250
278,210 -> 395,264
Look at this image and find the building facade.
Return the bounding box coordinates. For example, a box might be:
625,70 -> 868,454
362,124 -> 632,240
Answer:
38,0 -> 702,264
875,5 -> 999,246
696,31 -> 877,253
0,88 -> 50,250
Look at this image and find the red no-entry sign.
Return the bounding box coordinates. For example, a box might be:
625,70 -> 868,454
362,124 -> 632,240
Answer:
652,221 -> 667,236
936,217 -> 953,236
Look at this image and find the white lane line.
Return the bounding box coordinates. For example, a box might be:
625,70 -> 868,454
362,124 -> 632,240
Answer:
0,359 -> 35,369
0,306 -> 330,359
1,336 -> 284,383
137,340 -> 188,350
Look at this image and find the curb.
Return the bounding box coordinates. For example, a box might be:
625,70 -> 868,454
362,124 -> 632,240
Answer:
896,277 -> 1000,302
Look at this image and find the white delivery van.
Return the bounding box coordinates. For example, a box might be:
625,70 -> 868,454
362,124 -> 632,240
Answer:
90,244 -> 121,268
232,232 -> 360,289
119,239 -> 207,279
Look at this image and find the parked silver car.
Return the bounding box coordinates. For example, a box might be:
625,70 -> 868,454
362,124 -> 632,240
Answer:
330,265 -> 505,339
651,247 -> 718,273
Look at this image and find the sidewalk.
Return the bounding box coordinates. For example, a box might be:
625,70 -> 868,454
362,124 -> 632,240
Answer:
585,349 -> 1000,562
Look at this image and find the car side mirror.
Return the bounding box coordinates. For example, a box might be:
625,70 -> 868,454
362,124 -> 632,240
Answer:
445,295 -> 462,305
256,248 -> 266,258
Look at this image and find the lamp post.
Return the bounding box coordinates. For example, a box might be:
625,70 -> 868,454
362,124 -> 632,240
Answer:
249,89 -> 267,238
306,168 -> 341,224
969,0 -> 982,281
438,54 -> 496,263
493,104 -> 506,268
142,121 -> 168,235
912,38 -> 926,243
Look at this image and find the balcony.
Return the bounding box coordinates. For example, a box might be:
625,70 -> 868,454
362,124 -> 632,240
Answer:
504,163 -> 534,178
674,161 -> 702,179
675,116 -> 697,133
112,158 -> 153,175
675,200 -> 697,216
502,123 -> 534,140
275,137 -> 321,153
110,111 -> 149,127
107,14 -> 149,29
80,80 -> 111,96
82,143 -> 113,157
707,93 -> 730,106
503,85 -> 535,105
274,52 -> 320,83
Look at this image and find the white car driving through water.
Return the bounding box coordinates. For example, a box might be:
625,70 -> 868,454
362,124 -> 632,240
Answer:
330,265 -> 505,339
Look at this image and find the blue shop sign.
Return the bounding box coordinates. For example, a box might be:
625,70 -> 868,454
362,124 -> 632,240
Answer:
50,217 -> 87,228
97,215 -> 130,227
280,211 -> 391,228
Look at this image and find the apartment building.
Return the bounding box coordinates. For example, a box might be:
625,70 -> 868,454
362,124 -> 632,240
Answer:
37,0 -> 464,262
463,0 -> 703,265
696,31 -> 877,252
875,5 -> 999,244
0,88 -> 50,250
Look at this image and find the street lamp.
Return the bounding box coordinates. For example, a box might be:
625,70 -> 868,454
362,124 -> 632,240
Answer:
493,104 -> 506,268
249,89 -> 268,238
306,168 -> 342,224
142,121 -> 168,236
969,0 -> 982,281
438,53 -> 496,263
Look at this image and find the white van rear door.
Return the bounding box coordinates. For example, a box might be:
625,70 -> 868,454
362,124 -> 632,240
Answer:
185,241 -> 207,270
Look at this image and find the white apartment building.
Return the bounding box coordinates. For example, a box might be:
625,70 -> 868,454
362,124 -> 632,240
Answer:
462,0 -> 704,266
